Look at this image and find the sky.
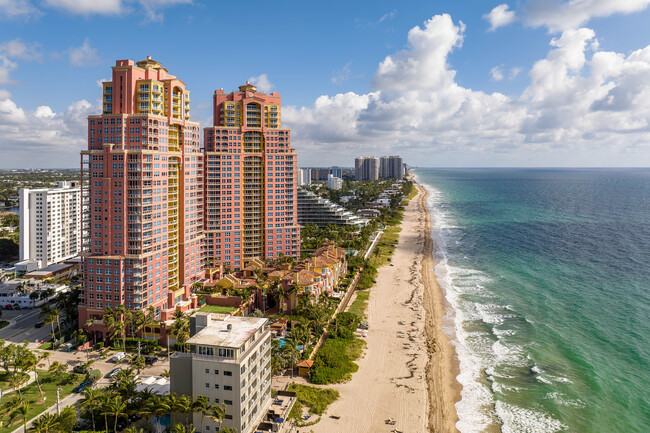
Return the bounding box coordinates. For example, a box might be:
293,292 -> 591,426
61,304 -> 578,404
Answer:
2,0 -> 650,168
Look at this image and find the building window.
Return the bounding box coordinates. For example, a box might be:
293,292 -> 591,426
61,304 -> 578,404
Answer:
205,383 -> 209,388
223,371 -> 232,376
214,384 -> 219,389
214,370 -> 219,374
224,400 -> 232,406
205,369 -> 209,374
224,385 -> 232,391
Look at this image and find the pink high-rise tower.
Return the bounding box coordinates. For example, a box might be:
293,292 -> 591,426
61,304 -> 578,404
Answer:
204,82 -> 300,270
79,57 -> 204,340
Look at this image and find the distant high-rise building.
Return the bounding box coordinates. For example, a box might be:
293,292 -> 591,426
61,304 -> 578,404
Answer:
203,82 -> 300,270
327,174 -> 343,190
19,181 -> 81,268
298,168 -> 312,187
354,156 -> 379,180
79,57 -> 203,336
329,166 -> 343,178
379,155 -> 404,179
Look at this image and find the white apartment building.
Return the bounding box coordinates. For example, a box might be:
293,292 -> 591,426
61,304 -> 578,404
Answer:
327,174 -> 343,190
298,168 -> 312,187
170,314 -> 272,433
19,181 -> 81,268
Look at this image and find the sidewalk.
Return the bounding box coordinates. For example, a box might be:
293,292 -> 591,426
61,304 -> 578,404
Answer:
10,391 -> 84,433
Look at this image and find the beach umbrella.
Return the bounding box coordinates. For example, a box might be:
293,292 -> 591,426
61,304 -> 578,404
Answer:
274,417 -> 284,423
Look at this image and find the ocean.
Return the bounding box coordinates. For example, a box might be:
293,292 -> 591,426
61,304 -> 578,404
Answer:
414,168 -> 650,433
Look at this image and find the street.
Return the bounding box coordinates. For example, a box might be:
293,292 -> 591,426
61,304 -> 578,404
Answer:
0,307 -> 53,343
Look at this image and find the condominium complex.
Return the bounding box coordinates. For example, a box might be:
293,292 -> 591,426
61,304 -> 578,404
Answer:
355,156 -> 379,180
203,82 -> 300,270
379,155 -> 404,179
19,181 -> 81,268
79,57 -> 204,332
170,314 -> 272,433
297,189 -> 367,228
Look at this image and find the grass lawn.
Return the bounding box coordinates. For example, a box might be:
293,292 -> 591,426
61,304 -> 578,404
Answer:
198,305 -> 237,314
347,290 -> 369,319
369,225 -> 402,268
37,341 -> 53,350
0,370 -> 83,433
0,320 -> 9,329
0,371 -> 30,391
288,383 -> 339,422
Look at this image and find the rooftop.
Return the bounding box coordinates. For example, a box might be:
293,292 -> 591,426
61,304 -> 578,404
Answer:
188,314 -> 268,348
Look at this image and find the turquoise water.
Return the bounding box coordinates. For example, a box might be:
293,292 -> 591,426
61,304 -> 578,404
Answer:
415,168 -> 650,433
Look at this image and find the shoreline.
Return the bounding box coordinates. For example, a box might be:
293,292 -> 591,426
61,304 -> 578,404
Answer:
418,182 -> 462,432
309,181 -> 461,433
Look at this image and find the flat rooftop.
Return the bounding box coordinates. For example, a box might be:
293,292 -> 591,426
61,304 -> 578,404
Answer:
188,315 -> 268,348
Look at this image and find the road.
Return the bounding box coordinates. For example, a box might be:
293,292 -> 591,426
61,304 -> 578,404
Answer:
0,308 -> 53,343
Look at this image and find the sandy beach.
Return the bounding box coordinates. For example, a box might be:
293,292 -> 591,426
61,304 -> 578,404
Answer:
312,182 -> 460,433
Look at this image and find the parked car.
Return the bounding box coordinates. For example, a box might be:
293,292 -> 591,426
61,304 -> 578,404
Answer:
4,304 -> 12,310
35,321 -> 45,328
106,367 -> 122,378
144,356 -> 158,366
112,352 -> 126,362
72,380 -> 92,393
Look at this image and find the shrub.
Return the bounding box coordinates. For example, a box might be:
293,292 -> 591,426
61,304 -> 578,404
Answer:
87,369 -> 102,382
310,338 -> 359,384
94,342 -> 104,350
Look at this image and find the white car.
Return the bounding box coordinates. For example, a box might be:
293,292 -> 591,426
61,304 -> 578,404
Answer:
112,352 -> 126,362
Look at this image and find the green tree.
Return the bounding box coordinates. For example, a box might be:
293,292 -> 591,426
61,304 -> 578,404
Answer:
29,412 -> 58,433
192,395 -> 210,432
79,387 -> 104,432
103,394 -> 127,433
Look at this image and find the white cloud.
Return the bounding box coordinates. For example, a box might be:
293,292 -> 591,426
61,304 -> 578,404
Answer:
0,0 -> 42,20
509,67 -> 522,79
0,90 -> 97,167
484,4 -> 516,31
43,0 -> 122,15
524,0 -> 650,31
0,38 -> 42,60
284,14 -> 650,167
0,56 -> 17,85
68,38 -> 101,66
491,65 -> 504,81
378,9 -> 396,23
139,0 -> 192,22
248,74 -> 274,93
331,62 -> 352,84
35,105 -> 55,118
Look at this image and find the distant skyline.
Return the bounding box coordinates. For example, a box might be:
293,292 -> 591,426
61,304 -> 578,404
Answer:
2,0 -> 650,168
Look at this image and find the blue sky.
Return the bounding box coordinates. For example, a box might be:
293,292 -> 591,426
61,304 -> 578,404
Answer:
2,0 -> 650,168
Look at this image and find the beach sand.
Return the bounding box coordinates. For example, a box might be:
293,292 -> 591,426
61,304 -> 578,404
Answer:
311,183 -> 460,433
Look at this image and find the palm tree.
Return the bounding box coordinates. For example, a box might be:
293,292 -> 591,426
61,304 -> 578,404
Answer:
207,404 -> 225,431
29,412 -> 58,432
103,305 -> 131,350
8,371 -> 28,399
164,393 -> 192,427
80,387 -> 103,432
18,401 -> 30,433
143,306 -> 157,342
171,424 -> 196,433
86,317 -> 97,345
192,395 -> 210,432
103,394 -> 127,433
170,311 -> 189,353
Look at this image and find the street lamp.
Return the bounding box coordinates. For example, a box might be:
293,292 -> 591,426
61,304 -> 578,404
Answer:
56,387 -> 61,415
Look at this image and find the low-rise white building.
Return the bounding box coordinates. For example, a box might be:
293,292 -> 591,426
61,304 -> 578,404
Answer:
19,181 -> 81,268
170,314 -> 272,433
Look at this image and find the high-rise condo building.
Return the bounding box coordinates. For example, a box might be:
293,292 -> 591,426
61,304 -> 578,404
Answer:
19,181 -> 81,268
204,82 -> 300,270
79,57 -> 204,336
379,155 -> 404,179
170,314 -> 272,433
354,156 -> 379,180
298,168 -> 312,187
